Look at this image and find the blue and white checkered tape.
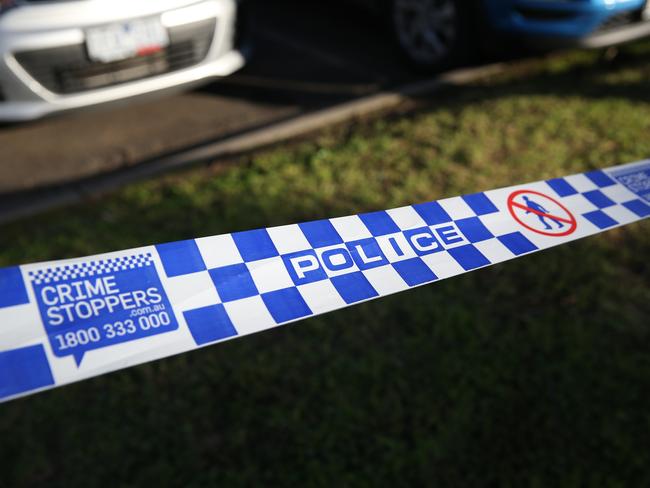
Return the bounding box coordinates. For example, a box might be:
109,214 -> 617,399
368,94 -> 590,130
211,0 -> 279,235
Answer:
1,159 -> 649,402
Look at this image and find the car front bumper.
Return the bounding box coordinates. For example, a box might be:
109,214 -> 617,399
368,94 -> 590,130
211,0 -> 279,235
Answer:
486,0 -> 650,48
0,0 -> 247,121
532,17 -> 650,48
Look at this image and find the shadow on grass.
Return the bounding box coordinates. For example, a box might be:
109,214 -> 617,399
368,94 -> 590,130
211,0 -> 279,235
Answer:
427,42 -> 650,105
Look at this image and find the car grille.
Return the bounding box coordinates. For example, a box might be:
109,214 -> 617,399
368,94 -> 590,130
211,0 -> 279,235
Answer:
13,18 -> 216,95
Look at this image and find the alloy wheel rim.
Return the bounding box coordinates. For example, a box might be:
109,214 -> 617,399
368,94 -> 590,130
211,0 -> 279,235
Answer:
393,0 -> 457,65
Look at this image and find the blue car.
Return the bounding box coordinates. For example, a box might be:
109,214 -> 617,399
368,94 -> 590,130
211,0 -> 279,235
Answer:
357,0 -> 650,70
488,0 -> 650,48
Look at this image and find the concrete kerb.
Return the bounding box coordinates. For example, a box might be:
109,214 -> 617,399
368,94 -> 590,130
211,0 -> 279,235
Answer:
0,62 -> 504,225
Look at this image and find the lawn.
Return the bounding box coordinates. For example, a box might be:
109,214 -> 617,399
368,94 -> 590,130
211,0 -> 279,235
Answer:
1,42 -> 649,487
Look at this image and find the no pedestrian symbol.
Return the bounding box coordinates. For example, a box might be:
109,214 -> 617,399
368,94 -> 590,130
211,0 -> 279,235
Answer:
507,189 -> 577,236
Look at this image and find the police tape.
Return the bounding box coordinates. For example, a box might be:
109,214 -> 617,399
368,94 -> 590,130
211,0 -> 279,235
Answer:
1,160 -> 649,403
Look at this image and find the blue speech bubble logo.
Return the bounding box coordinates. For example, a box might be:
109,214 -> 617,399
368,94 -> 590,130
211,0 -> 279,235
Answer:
30,253 -> 178,366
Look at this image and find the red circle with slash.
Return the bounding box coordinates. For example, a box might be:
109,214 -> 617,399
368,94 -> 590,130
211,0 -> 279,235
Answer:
507,189 -> 577,237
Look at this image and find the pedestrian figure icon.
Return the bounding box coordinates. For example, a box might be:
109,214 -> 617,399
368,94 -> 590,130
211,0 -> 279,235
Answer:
507,189 -> 577,237
522,195 -> 564,230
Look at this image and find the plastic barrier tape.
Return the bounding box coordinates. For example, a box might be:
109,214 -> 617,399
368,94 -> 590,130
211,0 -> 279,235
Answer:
1,160 -> 649,403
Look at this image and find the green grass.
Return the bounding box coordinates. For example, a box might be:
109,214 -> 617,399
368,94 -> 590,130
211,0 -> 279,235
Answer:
1,43 -> 650,487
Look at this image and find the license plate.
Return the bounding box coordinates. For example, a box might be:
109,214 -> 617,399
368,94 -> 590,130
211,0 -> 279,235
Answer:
86,17 -> 169,64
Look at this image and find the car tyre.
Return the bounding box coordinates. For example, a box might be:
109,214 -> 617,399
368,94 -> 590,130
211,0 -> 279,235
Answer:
390,0 -> 470,72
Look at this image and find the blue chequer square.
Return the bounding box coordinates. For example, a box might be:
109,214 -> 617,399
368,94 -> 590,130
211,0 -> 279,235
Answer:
209,263 -> 258,302
585,170 -> 616,188
299,220 -> 343,248
582,189 -> 615,209
583,210 -> 618,229
346,238 -> 388,270
261,287 -> 312,323
546,178 -> 578,197
404,226 -> 442,256
359,211 -> 401,236
623,199 -> 650,217
0,345 -> 54,400
330,272 -> 378,304
412,201 -> 452,225
156,240 -> 206,277
184,304 -> 237,345
283,250 -> 328,285
392,258 -> 437,287
0,266 -> 29,309
403,227 -> 445,255
447,244 -> 491,271
232,229 -> 278,262
497,232 -> 538,256
455,217 -> 494,243
462,192 -> 499,216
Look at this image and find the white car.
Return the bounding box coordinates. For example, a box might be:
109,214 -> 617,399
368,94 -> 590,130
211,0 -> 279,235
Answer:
0,0 -> 248,121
